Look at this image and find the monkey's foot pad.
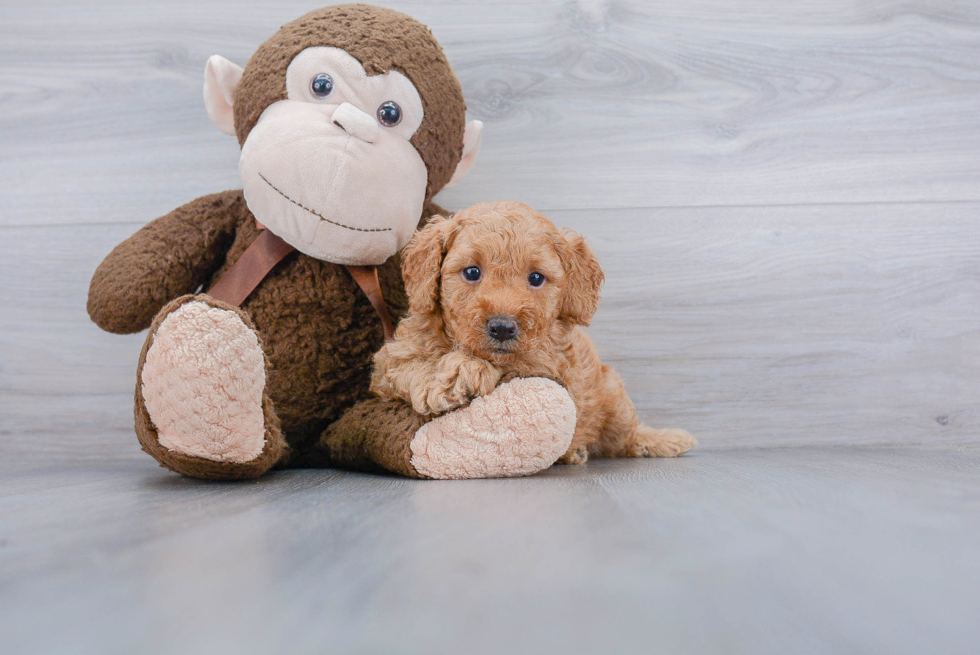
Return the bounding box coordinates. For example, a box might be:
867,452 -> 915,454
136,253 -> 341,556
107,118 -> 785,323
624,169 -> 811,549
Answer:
409,377 -> 577,479
141,300 -> 267,464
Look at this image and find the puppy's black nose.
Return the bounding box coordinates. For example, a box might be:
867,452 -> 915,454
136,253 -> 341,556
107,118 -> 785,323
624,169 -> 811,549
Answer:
486,317 -> 519,342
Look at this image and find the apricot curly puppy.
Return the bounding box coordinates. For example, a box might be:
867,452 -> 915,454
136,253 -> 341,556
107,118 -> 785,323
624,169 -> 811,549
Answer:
371,201 -> 695,464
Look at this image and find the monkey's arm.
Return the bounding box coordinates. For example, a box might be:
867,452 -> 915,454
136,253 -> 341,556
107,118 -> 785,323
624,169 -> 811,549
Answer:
324,377 -> 576,480
320,397 -> 432,478
88,190 -> 243,334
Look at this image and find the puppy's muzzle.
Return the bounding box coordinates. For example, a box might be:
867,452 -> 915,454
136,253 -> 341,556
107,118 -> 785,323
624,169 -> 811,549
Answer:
486,316 -> 519,342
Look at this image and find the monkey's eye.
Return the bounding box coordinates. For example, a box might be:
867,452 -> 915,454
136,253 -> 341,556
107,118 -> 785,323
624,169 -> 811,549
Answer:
377,101 -> 402,127
310,73 -> 334,98
462,266 -> 481,282
528,272 -> 546,287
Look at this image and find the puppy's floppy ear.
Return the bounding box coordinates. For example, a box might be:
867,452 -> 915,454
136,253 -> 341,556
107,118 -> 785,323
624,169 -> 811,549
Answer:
556,230 -> 604,326
401,215 -> 458,315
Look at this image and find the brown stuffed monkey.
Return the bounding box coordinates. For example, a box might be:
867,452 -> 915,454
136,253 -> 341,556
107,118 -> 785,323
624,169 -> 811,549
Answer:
87,4 -> 576,480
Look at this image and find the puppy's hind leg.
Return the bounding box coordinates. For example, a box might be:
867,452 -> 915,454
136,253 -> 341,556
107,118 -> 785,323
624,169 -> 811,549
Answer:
591,367 -> 695,459
629,425 -> 697,458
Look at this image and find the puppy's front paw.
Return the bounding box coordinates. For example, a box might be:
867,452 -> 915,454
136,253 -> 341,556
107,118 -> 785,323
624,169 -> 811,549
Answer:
409,380 -> 457,415
406,353 -> 503,415
414,353 -> 501,414
631,427 -> 696,458
444,354 -> 502,400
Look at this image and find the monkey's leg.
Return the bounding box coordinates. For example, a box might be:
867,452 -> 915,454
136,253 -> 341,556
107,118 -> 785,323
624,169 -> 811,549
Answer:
135,295 -> 288,480
323,378 -> 577,479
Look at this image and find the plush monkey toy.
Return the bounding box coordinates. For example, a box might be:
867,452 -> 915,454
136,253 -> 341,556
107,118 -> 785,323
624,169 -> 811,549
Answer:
88,4 -> 577,480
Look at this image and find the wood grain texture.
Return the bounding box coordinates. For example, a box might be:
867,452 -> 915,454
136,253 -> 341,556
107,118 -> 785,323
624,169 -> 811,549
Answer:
3,447 -> 979,654
1,0 -> 979,227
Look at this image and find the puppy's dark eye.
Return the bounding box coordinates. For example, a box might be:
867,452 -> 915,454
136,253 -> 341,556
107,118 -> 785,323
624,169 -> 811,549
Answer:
311,73 -> 334,98
462,266 -> 481,282
377,101 -> 402,127
528,272 -> 546,287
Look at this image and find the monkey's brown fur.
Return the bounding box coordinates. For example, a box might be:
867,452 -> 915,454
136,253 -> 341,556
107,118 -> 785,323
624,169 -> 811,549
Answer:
371,202 -> 696,463
88,5 -> 464,478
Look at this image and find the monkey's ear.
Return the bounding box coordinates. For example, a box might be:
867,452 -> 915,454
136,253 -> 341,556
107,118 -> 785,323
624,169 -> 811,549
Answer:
401,216 -> 458,315
556,231 -> 604,326
443,120 -> 484,189
203,55 -> 244,136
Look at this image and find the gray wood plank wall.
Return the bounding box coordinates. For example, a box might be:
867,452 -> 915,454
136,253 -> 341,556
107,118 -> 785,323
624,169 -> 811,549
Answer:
1,0 -> 979,454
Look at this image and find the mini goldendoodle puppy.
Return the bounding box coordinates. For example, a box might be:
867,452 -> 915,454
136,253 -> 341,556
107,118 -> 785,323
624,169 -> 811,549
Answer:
370,201 -> 695,464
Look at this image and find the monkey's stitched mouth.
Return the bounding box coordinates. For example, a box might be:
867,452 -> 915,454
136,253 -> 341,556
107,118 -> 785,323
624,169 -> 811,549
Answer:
259,173 -> 392,233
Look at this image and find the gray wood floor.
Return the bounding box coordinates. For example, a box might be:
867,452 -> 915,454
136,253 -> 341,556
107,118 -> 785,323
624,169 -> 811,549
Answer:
2,1 -> 979,653
4,446 -> 980,655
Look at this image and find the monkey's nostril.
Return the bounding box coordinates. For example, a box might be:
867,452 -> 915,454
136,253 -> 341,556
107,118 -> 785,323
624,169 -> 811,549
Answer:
486,317 -> 519,342
331,102 -> 378,143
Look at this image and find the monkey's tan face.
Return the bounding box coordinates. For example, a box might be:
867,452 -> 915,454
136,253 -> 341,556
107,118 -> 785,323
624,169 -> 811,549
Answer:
239,47 -> 428,265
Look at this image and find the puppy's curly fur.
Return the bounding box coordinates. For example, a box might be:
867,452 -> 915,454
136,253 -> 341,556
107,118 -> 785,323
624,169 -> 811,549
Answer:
370,201 -> 695,463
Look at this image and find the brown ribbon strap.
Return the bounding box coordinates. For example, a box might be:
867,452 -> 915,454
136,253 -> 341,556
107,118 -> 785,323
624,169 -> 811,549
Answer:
206,227 -> 395,341
346,264 -> 395,341
207,229 -> 296,307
